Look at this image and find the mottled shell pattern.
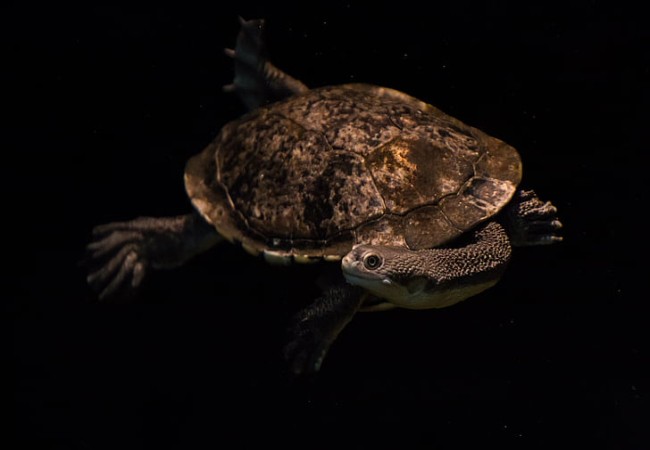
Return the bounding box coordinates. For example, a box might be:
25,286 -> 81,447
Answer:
184,84 -> 522,264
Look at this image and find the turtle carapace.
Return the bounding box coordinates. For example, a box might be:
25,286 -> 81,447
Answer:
86,18 -> 562,375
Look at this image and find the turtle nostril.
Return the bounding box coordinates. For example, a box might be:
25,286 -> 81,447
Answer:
342,255 -> 352,266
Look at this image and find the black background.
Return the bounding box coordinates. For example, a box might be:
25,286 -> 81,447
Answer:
9,1 -> 649,448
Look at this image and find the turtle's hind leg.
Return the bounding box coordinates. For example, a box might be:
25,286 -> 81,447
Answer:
504,189 -> 563,247
85,212 -> 221,300
223,17 -> 308,110
284,284 -> 364,376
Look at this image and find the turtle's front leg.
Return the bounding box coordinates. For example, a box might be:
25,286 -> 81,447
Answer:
284,284 -> 364,375
505,189 -> 563,247
85,212 -> 221,300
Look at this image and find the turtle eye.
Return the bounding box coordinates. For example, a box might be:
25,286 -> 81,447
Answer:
363,253 -> 382,270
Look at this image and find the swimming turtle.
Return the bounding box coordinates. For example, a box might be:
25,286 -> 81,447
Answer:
86,18 -> 562,374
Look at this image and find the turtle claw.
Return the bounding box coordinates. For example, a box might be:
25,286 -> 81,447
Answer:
84,214 -> 220,300
85,214 -> 221,300
96,253 -> 144,301
520,200 -> 558,221
222,83 -> 237,93
507,190 -> 563,247
517,189 -> 537,201
85,228 -> 150,300
284,319 -> 329,376
282,285 -> 363,376
87,230 -> 142,259
84,217 -> 171,300
224,17 -> 308,110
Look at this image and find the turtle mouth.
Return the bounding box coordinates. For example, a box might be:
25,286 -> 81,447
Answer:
342,268 -> 388,288
341,261 -> 372,280
342,271 -> 375,283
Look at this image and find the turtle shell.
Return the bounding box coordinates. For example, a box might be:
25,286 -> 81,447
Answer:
184,84 -> 521,264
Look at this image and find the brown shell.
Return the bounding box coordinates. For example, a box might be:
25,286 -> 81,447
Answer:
184,84 -> 521,263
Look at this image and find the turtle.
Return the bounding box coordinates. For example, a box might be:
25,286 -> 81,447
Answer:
86,18 -> 562,375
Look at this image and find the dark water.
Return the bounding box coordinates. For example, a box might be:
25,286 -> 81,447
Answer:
9,1 -> 648,448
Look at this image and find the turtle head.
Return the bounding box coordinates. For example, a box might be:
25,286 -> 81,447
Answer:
341,240 -> 503,310
341,244 -> 421,305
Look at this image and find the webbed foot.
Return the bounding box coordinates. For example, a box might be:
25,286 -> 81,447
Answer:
223,17 -> 308,110
283,285 -> 363,376
85,214 -> 220,300
506,189 -> 563,246
284,315 -> 330,376
86,221 -> 149,300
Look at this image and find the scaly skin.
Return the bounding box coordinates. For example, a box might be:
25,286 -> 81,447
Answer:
86,213 -> 221,300
342,221 -> 511,309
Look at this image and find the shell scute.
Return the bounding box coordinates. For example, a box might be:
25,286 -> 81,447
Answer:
185,84 -> 522,259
